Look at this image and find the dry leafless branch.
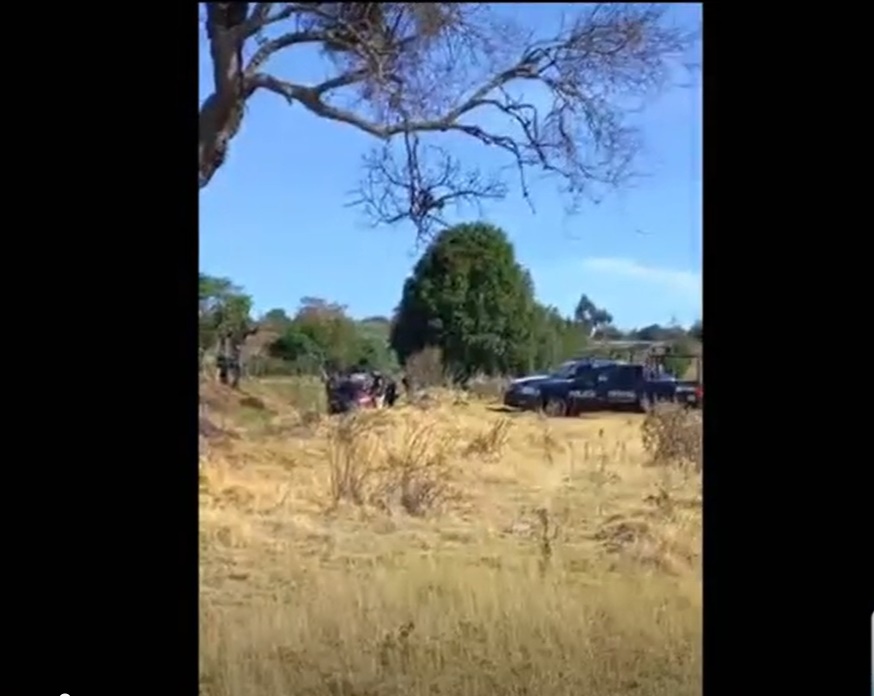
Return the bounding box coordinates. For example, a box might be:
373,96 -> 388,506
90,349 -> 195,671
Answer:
349,133 -> 508,239
199,3 -> 699,238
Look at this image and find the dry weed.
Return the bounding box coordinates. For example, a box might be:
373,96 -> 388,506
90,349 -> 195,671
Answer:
404,347 -> 445,389
200,560 -> 701,696
535,507 -> 560,576
466,376 -> 508,402
326,412 -> 386,506
381,420 -> 458,516
463,417 -> 512,460
534,413 -> 564,465
200,378 -> 702,696
641,404 -> 702,472
325,412 -> 457,516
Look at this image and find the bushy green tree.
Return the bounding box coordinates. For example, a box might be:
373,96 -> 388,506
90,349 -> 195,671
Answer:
261,308 -> 293,331
199,273 -> 254,355
268,299 -> 400,374
573,294 -> 614,338
199,273 -> 257,384
356,317 -> 400,373
268,324 -> 324,373
660,339 -> 696,378
390,222 -> 537,379
529,305 -> 589,372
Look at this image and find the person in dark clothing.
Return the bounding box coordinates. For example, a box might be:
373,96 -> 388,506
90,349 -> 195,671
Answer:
384,378 -> 398,407
216,334 -> 231,384
228,342 -> 242,388
217,354 -> 229,385
321,366 -> 341,413
371,371 -> 385,396
215,325 -> 257,388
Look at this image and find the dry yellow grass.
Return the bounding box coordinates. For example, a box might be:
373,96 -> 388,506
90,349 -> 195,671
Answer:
199,380 -> 702,696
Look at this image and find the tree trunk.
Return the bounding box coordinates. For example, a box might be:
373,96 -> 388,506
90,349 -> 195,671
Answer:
199,92 -> 248,188
199,5 -> 251,189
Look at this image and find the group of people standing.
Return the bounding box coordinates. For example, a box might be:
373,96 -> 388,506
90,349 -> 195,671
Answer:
214,334 -> 250,388
321,362 -> 415,414
207,331 -> 415,413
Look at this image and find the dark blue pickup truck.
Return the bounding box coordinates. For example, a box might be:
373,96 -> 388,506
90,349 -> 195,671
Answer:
503,358 -> 702,416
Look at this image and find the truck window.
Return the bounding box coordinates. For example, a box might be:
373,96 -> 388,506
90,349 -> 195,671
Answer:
572,365 -> 596,387
551,361 -> 578,379
611,366 -> 640,389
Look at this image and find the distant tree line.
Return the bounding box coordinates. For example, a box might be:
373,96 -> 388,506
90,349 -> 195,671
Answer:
199,223 -> 702,385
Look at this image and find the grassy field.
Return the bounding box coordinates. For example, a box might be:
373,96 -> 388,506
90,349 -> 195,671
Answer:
199,378 -> 702,696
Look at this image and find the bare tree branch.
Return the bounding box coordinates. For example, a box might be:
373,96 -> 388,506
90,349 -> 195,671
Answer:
245,3 -> 273,34
245,31 -> 328,74
199,2 -> 699,236
243,3 -> 300,37
350,134 -> 508,241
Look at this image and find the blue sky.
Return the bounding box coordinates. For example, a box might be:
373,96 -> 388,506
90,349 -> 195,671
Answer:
199,3 -> 701,329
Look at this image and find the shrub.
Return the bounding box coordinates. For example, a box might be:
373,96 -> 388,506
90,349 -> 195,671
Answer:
404,347 -> 446,390
325,412 -> 456,516
641,403 -> 702,472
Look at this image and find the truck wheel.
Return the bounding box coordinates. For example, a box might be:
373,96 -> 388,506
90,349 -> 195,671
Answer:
543,397 -> 568,417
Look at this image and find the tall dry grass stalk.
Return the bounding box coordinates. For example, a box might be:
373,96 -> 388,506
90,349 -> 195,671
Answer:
641,403 -> 703,473
325,412 -> 459,516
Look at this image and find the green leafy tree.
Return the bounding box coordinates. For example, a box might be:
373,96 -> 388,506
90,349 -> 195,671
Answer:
199,273 -> 254,355
573,294 -> 614,338
661,338 -> 697,379
391,222 -> 537,379
355,318 -> 401,373
261,308 -> 293,330
528,304 -> 588,373
292,298 -> 359,370
268,324 -> 325,373
268,298 -> 400,374
198,273 -> 256,385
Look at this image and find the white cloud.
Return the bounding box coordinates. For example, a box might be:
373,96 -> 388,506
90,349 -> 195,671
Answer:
581,257 -> 701,300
